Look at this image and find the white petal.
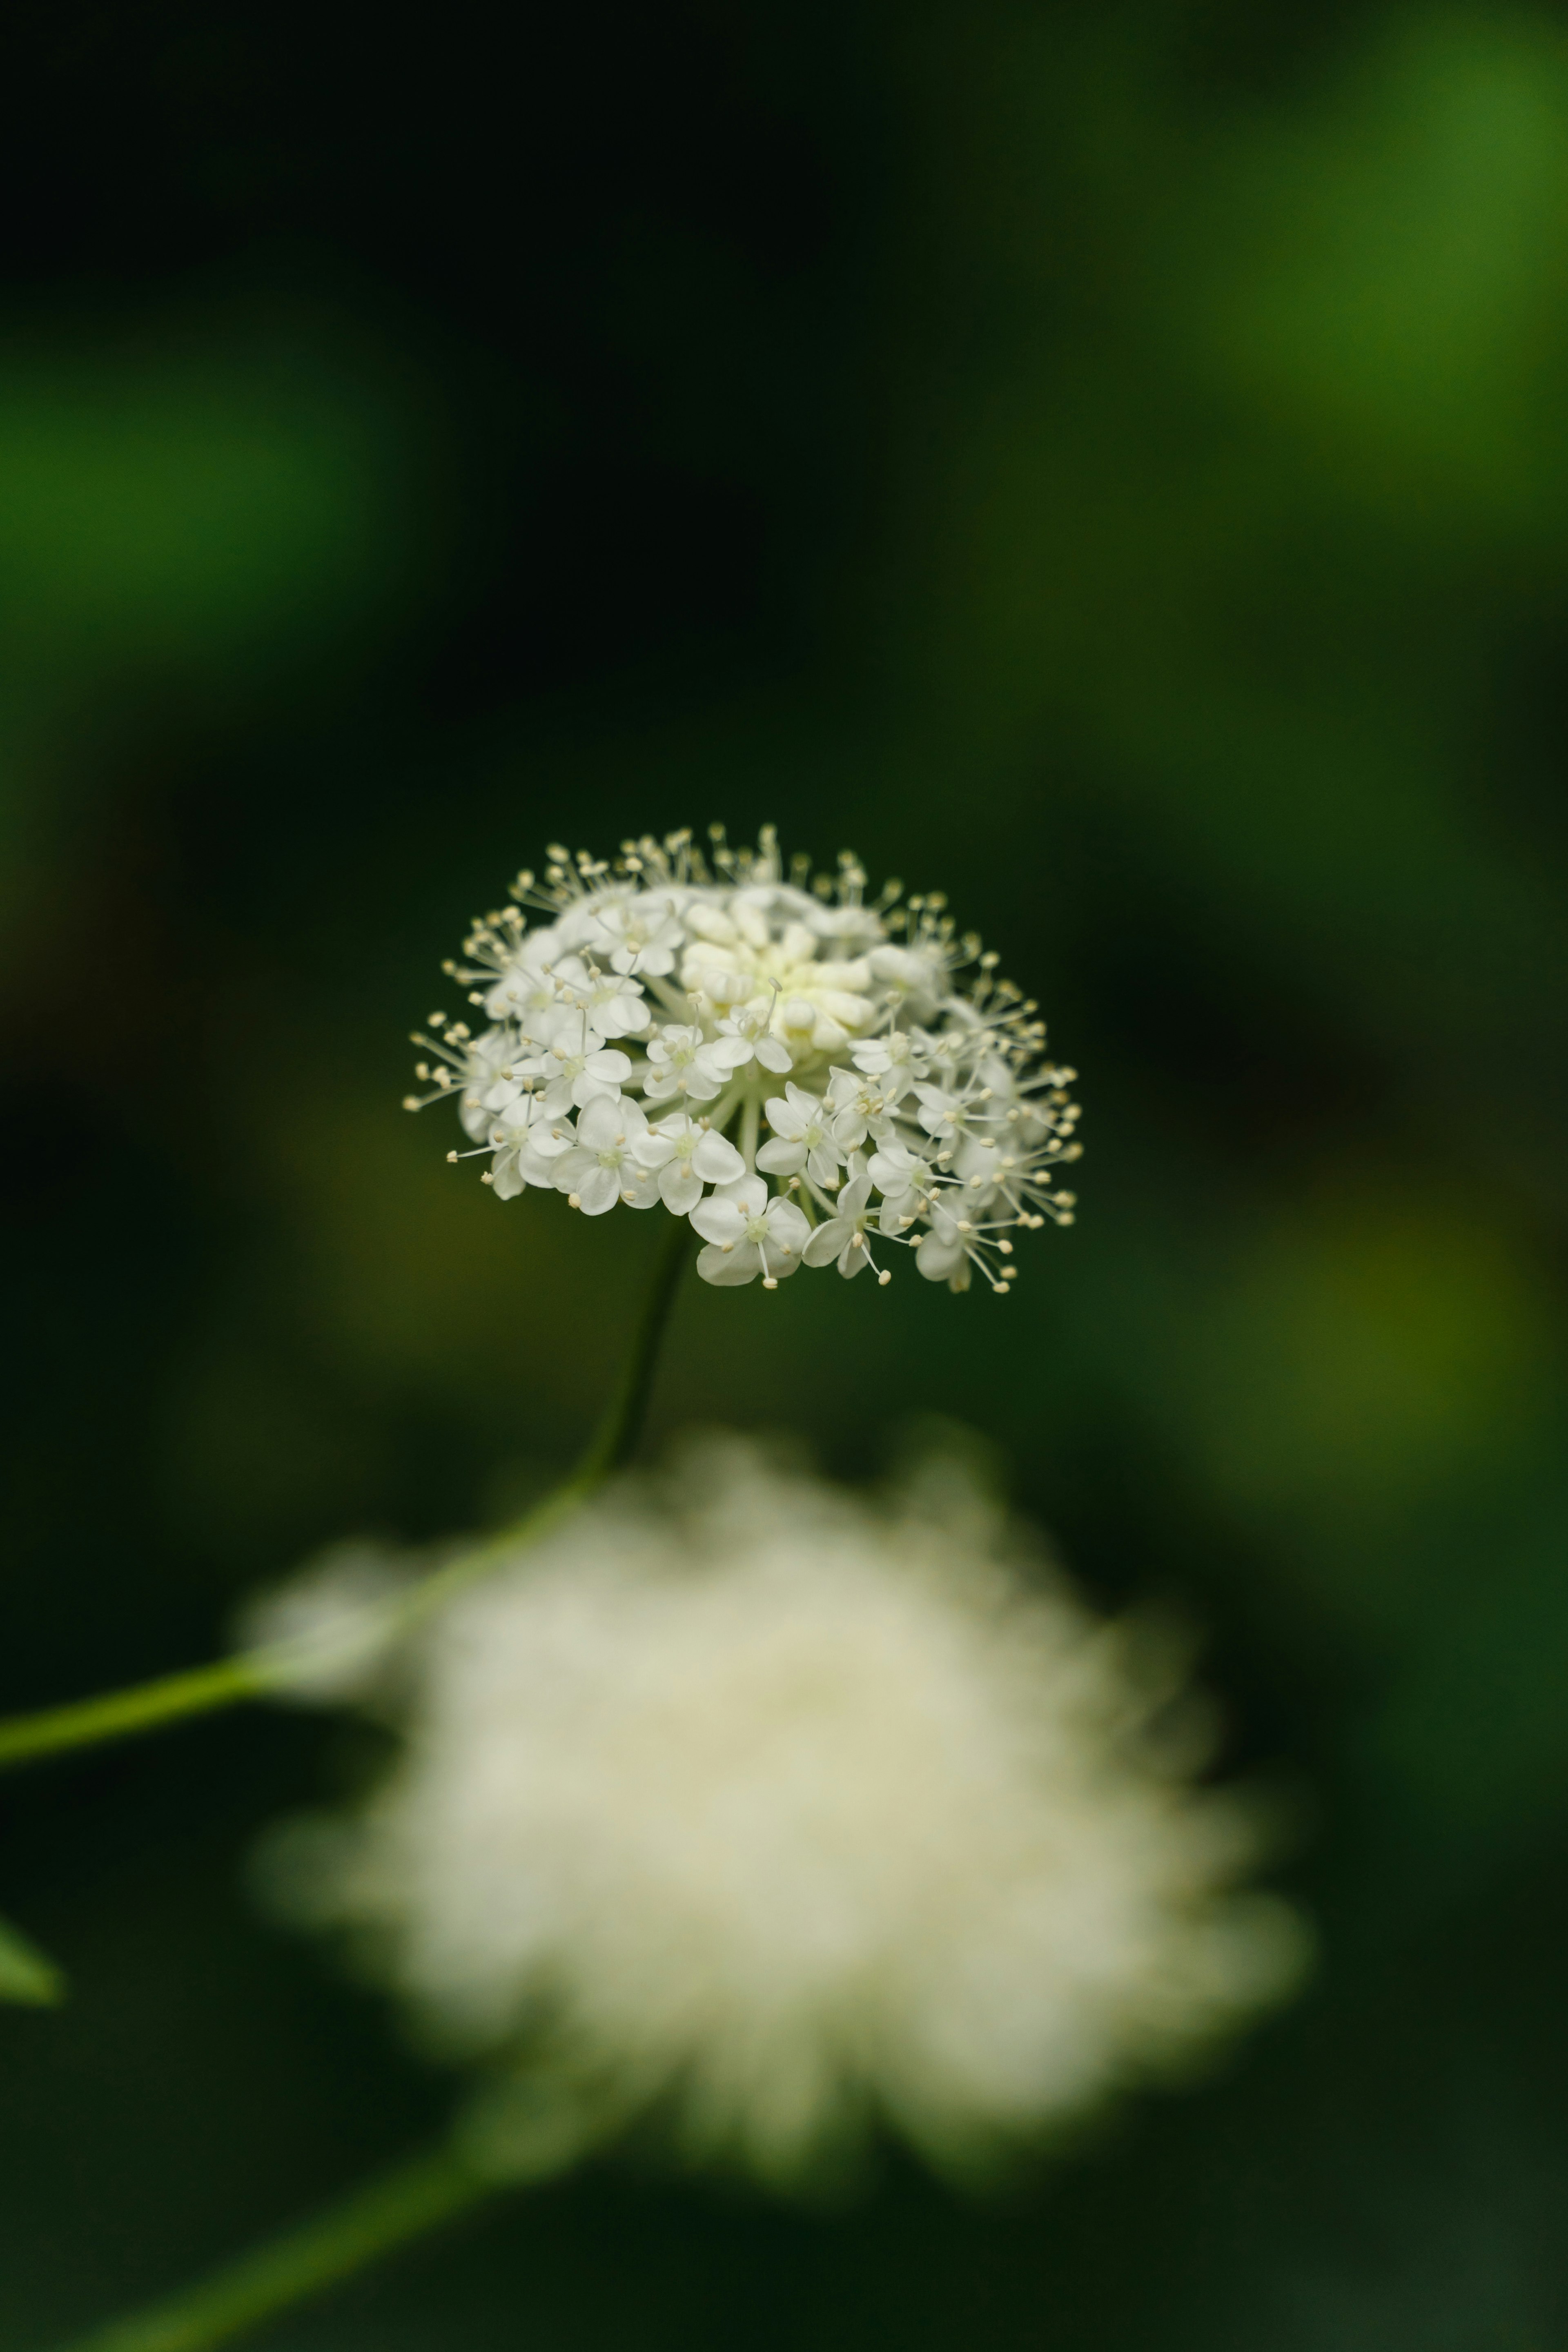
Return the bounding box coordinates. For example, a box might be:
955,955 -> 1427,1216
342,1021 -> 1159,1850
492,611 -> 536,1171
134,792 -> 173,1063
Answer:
690,1197 -> 747,1245
680,1061 -> 725,1102
691,1131 -> 744,1184
916,1230 -> 964,1281
575,1096 -> 623,1149
576,1166 -> 621,1216
707,1036 -> 754,1072
713,1176 -> 767,1216
659,1167 -> 704,1216
526,1122 -> 577,1160
515,1144 -> 564,1189
766,1200 -> 812,1252
696,1241 -> 761,1287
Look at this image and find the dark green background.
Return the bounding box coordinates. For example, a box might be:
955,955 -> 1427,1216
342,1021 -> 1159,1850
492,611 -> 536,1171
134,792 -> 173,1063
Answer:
4,2 -> 1568,2343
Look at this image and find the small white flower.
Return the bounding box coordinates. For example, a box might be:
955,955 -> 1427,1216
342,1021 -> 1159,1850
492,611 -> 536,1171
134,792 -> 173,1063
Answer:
547,955 -> 649,1041
866,1143 -> 939,1233
915,1204 -> 979,1292
642,1024 -> 740,1105
481,935 -> 560,1027
277,1439 -> 1301,2184
801,1174 -> 886,1280
488,1101 -> 577,1200
633,1114 -> 746,1216
528,1015 -> 634,1117
553,1096 -> 658,1216
690,1176 -> 812,1288
910,1081 -> 974,1148
850,1029 -> 925,1102
714,1001 -> 794,1075
455,1027 -> 526,1140
825,1065 -> 895,1153
866,943 -> 945,1018
588,896 -> 688,979
755,1085 -> 845,1189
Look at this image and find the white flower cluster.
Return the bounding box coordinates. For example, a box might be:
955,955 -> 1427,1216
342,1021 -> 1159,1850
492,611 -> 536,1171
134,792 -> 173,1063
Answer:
405,827 -> 1080,1292
263,1441 -> 1300,2184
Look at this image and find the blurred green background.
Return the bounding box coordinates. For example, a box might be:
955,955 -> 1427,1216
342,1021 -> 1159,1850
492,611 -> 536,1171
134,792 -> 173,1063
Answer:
4,1 -> 1568,2343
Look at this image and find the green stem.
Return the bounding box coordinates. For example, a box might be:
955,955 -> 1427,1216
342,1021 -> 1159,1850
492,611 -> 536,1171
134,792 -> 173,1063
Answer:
0,1658 -> 267,1773
0,1217 -> 694,1775
47,2140 -> 493,2352
572,1205 -> 693,1485
739,1093 -> 760,1172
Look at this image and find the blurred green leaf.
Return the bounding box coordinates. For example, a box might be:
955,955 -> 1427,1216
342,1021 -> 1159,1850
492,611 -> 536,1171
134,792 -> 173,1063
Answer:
0,1915 -> 65,2007
0,349 -> 414,671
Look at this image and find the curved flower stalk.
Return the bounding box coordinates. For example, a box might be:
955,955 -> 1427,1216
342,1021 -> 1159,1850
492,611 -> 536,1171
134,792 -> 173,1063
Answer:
406,826 -> 1082,1293
0,1214 -> 694,1777
262,1437 -> 1301,2187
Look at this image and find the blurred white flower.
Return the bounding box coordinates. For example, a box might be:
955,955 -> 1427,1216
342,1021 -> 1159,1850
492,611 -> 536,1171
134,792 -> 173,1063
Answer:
405,826 -> 1082,1294
270,1441 -> 1301,2185
235,1541 -> 415,1704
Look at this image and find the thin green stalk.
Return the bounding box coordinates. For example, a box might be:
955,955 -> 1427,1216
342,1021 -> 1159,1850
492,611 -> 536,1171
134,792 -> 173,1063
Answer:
0,1658 -> 267,1772
572,1203 -> 693,1484
48,2140 -> 493,2352
0,1216 -> 693,1774
395,1206 -> 692,1623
